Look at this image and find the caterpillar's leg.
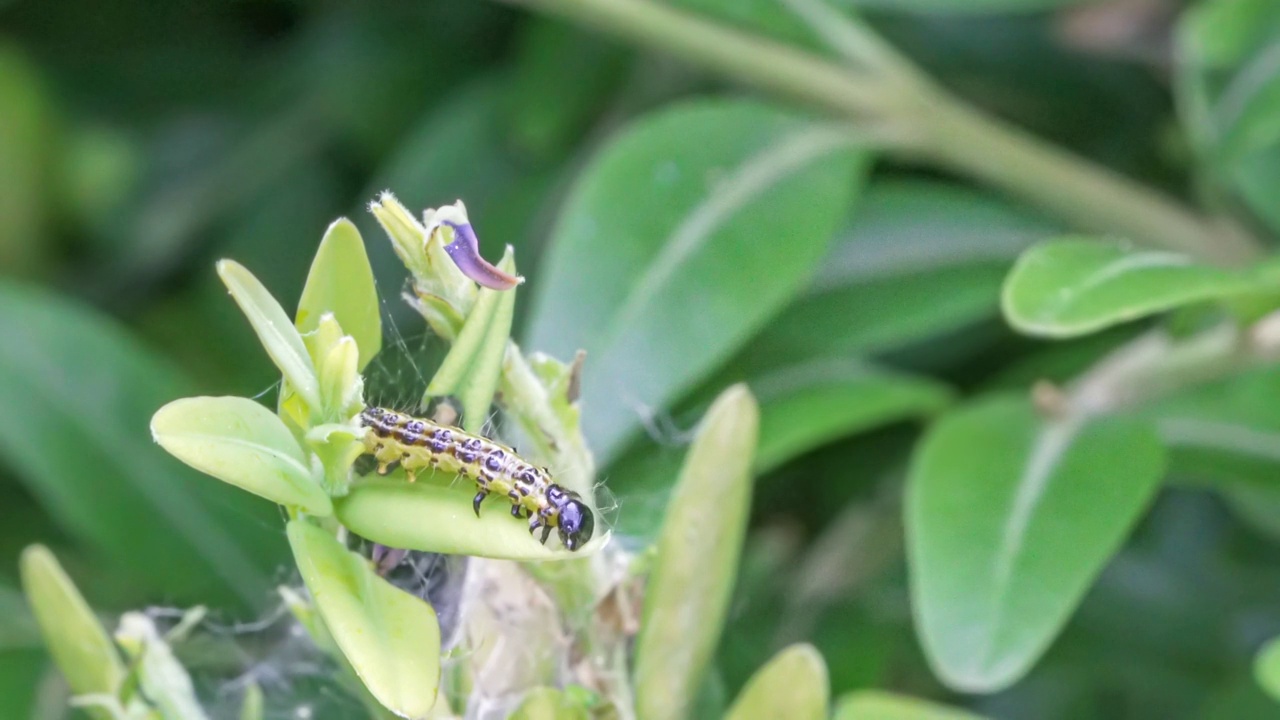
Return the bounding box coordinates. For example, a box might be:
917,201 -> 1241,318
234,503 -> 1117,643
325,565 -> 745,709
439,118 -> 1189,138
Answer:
376,459 -> 400,476
472,491 -> 488,517
404,466 -> 417,483
528,515 -> 541,535
510,503 -> 524,519
539,525 -> 553,545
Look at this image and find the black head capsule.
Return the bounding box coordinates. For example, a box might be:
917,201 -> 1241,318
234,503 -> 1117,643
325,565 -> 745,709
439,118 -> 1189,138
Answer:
546,484 -> 594,551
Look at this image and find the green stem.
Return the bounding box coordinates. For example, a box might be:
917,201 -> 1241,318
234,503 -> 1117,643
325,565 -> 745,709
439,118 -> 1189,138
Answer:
506,0 -> 1267,265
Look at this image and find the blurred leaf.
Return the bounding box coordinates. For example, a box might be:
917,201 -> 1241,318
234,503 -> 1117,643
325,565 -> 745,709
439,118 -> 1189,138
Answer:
634,385 -> 758,720
20,545 -> 125,719
744,180 -> 1053,370
0,43 -> 54,277
424,250 -> 517,433
151,396 -> 332,516
114,612 -> 209,720
529,99 -> 867,462
1002,239 -> 1279,338
723,644 -> 828,720
1255,636 -> 1280,702
335,477 -> 608,559
506,18 -> 629,159
510,687 -> 589,720
287,520 -> 441,720
239,682 -> 262,720
833,691 -> 985,720
608,359 -> 947,537
907,396 -> 1164,692
1177,0 -> 1280,237
296,218 -> 382,371
750,358 -> 952,473
217,260 -> 321,409
0,283 -> 280,606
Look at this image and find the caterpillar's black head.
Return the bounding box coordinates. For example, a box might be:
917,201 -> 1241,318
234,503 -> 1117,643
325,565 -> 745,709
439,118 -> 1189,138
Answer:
548,484 -> 594,551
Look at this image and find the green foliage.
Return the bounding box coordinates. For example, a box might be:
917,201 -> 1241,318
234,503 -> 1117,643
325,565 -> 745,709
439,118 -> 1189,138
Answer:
11,1 -> 1280,719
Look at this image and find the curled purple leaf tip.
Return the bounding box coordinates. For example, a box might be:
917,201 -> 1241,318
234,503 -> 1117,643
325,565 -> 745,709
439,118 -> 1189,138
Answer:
442,220 -> 523,290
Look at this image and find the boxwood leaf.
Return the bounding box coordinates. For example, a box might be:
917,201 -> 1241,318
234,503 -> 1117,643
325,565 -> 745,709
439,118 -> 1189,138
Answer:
1002,239 -> 1280,338
151,396 -> 331,516
907,395 -> 1164,691
217,259 -> 321,409
297,218 -> 382,371
334,478 -> 607,560
723,644 -> 828,720
833,691 -> 985,720
287,520 -> 440,719
528,99 -> 867,462
633,385 -> 758,720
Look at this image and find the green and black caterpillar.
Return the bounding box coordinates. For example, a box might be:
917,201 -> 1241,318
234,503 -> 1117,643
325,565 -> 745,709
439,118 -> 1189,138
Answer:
359,406 -> 595,551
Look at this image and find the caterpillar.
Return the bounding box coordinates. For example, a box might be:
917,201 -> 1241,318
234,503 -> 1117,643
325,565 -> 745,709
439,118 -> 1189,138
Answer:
358,406 -> 595,551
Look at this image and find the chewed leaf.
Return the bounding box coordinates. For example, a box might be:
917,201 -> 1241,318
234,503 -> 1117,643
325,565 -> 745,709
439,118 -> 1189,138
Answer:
151,396 -> 332,516
20,546 -> 128,713
217,260 -> 320,408
1001,239 -> 1280,338
297,218 -> 382,371
334,478 -> 609,560
287,521 -> 440,719
442,220 -> 524,290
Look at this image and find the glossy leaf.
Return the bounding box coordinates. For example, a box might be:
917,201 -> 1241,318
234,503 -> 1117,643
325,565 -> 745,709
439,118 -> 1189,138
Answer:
907,396 -> 1164,691
833,691 -> 985,720
730,179 -> 1054,373
607,359 -> 948,537
217,259 -> 321,409
296,218 -> 382,370
528,99 -> 867,462
20,546 -> 126,712
287,520 -> 441,719
723,644 -> 828,720
1256,636 -> 1280,702
0,282 -> 280,606
1002,239 -> 1279,338
151,396 -> 332,516
334,478 -> 607,560
634,385 -> 759,720
424,249 -> 517,433
1178,0 -> 1280,237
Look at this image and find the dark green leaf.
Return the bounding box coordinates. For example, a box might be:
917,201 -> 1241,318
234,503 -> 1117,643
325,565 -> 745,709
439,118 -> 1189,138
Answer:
528,99 -> 867,461
0,283 -> 283,607
907,396 -> 1164,691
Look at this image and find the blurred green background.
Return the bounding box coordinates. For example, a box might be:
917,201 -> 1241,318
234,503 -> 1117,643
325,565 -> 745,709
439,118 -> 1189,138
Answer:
6,0 -> 1280,718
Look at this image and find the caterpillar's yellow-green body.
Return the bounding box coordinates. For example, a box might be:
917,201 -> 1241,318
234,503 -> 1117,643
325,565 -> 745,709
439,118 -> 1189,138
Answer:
358,406 -> 594,550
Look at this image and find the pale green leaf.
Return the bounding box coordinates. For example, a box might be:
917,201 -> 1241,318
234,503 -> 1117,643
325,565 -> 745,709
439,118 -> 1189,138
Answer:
20,545 -> 126,717
151,396 -> 332,516
297,218 -> 382,370
217,259 -> 321,408
634,385 -> 759,720
510,687 -> 589,720
833,691 -> 986,720
907,396 -> 1164,691
424,249 -> 518,433
334,478 -> 608,560
723,644 -> 828,720
287,520 -> 441,719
